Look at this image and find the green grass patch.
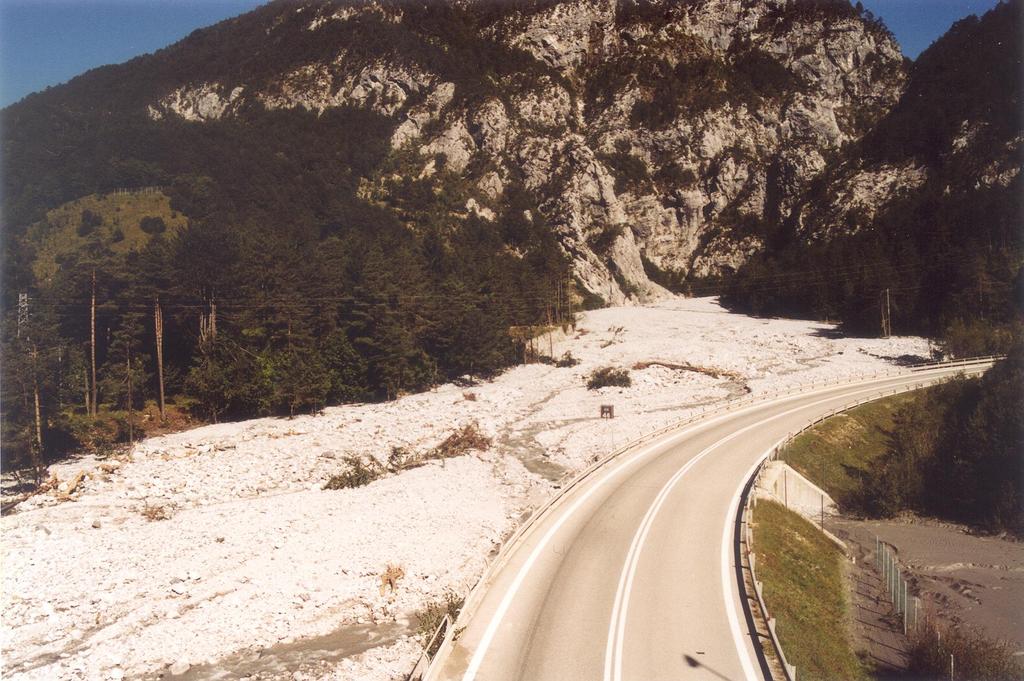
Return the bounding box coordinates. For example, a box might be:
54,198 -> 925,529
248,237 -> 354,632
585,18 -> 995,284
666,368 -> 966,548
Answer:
26,190 -> 187,282
779,393 -> 916,508
752,499 -> 866,681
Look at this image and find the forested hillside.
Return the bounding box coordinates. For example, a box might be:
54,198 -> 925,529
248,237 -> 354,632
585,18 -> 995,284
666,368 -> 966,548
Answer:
2,182 -> 569,470
1,0 -> 1018,472
724,0 -> 1022,349
1,73 -> 572,471
854,348 -> 1023,533
0,0 -> 906,471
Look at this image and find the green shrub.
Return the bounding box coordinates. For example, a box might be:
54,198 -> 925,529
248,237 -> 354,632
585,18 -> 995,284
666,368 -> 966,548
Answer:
139,216 -> 167,234
641,254 -> 688,293
387,445 -> 416,472
555,351 -> 579,368
941,318 -> 1020,358
54,411 -> 140,458
77,209 -> 102,236
907,622 -> 1024,680
837,346 -> 1023,533
732,49 -> 798,96
416,590 -> 465,654
654,162 -> 698,189
610,267 -> 642,299
587,367 -> 631,390
323,455 -> 384,489
597,151 -> 650,194
430,423 -> 491,459
576,284 -> 607,311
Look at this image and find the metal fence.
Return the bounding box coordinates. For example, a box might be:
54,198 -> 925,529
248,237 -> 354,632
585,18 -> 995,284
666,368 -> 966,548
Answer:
876,539 -> 921,635
412,356 -> 1000,680
736,357 -> 998,681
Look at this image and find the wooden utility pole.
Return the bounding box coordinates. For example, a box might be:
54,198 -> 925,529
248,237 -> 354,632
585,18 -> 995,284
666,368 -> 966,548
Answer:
886,288 -> 892,337
90,270 -> 98,416
56,346 -> 63,412
880,291 -> 885,337
126,349 -> 134,446
31,344 -> 44,481
880,288 -> 892,338
154,297 -> 166,420
84,353 -> 91,416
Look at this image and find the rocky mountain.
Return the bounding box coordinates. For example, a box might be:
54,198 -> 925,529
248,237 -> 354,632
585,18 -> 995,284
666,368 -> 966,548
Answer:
792,1 -> 1021,243
3,0 -> 1019,469
725,0 -> 1022,343
3,0 -> 906,304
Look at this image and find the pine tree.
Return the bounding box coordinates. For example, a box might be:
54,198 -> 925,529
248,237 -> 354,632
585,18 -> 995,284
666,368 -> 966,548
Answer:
99,312 -> 149,411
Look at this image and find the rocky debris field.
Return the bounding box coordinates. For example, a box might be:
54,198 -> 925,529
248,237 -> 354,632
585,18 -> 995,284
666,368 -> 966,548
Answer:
1,297 -> 931,680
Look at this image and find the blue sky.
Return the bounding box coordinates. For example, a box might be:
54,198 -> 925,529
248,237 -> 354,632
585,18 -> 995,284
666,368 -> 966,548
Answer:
860,0 -> 1003,56
0,0 -> 264,107
0,0 -> 1006,108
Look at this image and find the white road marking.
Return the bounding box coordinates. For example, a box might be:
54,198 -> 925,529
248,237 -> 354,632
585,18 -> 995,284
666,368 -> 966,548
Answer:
607,369 -> 979,681
461,367 -> 979,681
721,436 -> 787,681
461,416 -> 724,681
605,391 -> 870,681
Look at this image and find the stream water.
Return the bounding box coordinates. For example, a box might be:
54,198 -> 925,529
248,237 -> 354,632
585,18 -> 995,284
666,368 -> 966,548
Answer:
169,619 -> 410,680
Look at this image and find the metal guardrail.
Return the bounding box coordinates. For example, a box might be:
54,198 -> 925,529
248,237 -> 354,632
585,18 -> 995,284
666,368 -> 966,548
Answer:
738,357 -> 996,681
408,614 -> 453,681
412,355 -> 1001,680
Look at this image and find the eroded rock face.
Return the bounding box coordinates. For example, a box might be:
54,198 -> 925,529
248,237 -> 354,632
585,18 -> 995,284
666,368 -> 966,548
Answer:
146,0 -> 907,304
149,84 -> 245,122
801,163 -> 929,240
259,61 -> 434,117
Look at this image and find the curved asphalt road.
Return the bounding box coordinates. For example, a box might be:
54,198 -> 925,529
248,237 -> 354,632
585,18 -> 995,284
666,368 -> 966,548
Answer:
431,363 -> 992,681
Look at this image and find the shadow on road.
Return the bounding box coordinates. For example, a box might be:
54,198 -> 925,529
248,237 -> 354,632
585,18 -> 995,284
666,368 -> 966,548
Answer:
682,653 -> 736,680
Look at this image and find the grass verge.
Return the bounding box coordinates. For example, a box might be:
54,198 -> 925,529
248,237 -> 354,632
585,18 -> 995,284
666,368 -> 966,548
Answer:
752,499 -> 866,681
779,392 -> 916,507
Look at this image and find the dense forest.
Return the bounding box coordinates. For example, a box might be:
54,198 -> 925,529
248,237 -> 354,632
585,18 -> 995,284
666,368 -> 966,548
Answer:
724,1 -> 1023,350
2,189 -> 571,473
0,1 -> 586,473
849,346 -> 1023,533
2,0 -> 1020,475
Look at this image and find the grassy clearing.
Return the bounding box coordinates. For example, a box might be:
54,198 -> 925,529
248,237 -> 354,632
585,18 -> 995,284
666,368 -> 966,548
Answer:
27,191 -> 187,281
752,499 -> 866,681
779,393 -> 916,507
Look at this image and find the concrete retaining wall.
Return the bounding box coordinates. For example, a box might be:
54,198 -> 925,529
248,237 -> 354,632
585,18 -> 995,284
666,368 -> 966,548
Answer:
755,461 -> 848,550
